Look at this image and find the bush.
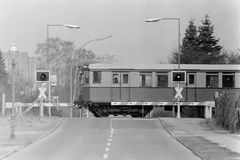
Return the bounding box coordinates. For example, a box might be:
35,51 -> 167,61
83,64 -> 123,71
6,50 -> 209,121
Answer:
152,107 -> 173,117
214,90 -> 240,132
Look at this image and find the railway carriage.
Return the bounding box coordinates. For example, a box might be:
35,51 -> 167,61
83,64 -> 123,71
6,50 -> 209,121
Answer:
81,64 -> 240,117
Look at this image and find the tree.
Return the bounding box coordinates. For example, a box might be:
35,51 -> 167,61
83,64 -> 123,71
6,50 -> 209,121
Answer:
0,50 -> 7,79
35,37 -> 115,102
36,37 -> 81,102
72,48 -> 97,102
36,37 -> 75,87
0,50 -> 8,95
170,19 -> 199,64
197,15 -> 223,64
222,49 -> 240,64
227,52 -> 240,64
14,76 -> 36,102
169,15 -> 224,64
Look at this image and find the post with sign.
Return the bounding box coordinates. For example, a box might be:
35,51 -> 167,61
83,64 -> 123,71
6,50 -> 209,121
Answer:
38,83 -> 47,117
36,70 -> 51,101
172,71 -> 186,118
49,75 -> 57,117
36,70 -> 50,117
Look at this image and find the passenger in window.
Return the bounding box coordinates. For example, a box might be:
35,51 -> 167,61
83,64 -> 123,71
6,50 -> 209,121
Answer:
113,77 -> 118,84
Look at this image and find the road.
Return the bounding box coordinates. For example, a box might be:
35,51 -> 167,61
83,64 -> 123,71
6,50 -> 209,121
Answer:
5,118 -> 201,160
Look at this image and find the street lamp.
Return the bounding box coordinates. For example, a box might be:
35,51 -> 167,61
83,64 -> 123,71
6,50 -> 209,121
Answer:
70,35 -> 112,118
9,43 -> 18,139
146,17 -> 181,118
47,24 -> 80,104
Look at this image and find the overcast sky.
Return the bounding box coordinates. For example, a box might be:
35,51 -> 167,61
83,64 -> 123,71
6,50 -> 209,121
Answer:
0,0 -> 239,64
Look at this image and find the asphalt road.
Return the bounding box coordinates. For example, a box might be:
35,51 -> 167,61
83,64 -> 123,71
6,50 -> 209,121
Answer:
5,118 -> 201,160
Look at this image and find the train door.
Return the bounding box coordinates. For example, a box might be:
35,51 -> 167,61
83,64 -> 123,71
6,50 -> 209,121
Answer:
111,72 -> 130,101
186,73 -> 196,101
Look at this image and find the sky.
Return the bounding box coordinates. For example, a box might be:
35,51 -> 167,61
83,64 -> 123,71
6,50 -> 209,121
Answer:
0,0 -> 239,64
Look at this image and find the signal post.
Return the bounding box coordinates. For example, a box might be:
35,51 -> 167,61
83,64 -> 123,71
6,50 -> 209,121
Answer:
171,71 -> 186,118
36,70 -> 50,117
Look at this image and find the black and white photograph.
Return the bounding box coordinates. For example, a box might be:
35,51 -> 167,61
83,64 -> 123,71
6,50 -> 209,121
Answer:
0,0 -> 240,159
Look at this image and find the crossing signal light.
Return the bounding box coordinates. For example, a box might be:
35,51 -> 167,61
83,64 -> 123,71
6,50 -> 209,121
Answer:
172,71 -> 186,83
36,71 -> 50,82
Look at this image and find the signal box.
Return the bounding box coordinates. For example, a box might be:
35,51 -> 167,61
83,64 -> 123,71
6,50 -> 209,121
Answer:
171,71 -> 186,83
36,70 -> 50,82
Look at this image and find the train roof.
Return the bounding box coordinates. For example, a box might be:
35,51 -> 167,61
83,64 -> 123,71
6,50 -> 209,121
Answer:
89,63 -> 240,71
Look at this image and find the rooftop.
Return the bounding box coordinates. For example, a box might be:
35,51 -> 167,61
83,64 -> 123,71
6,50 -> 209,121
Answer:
89,63 -> 240,71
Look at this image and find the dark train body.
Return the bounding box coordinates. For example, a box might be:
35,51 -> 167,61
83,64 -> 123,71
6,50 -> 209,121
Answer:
81,64 -> 240,117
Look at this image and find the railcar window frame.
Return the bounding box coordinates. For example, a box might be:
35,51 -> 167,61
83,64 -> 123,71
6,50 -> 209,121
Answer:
140,72 -> 152,87
206,72 -> 219,88
187,73 -> 196,85
112,73 -> 120,84
222,72 -> 235,88
122,73 -> 129,84
93,71 -> 102,84
156,72 -> 168,87
112,72 -> 129,85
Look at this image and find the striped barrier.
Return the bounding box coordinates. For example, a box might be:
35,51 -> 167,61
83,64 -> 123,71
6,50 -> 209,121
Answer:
6,101 -> 215,108
6,102 -> 71,108
111,101 -> 215,107
5,102 -> 73,117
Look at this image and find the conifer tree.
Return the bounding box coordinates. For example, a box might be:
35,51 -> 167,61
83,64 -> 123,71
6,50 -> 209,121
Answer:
169,15 -> 224,64
180,19 -> 199,63
197,15 -> 223,64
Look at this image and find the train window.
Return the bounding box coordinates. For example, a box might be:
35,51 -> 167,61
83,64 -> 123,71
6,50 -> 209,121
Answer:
222,73 -> 235,88
122,74 -> 129,84
188,74 -> 195,85
140,73 -> 152,87
156,74 -> 168,87
113,74 -> 119,84
206,73 -> 218,88
93,71 -> 101,84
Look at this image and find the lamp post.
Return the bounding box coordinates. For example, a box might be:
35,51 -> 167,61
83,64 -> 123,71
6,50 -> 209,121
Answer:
146,17 -> 181,118
9,43 -> 18,139
47,24 -> 80,104
70,35 -> 112,118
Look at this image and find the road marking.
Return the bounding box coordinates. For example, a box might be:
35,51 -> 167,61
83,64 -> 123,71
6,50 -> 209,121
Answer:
103,128 -> 114,159
103,154 -> 108,159
111,129 -> 114,134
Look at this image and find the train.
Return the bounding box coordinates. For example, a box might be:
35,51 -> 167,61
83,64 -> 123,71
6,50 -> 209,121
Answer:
80,64 -> 240,117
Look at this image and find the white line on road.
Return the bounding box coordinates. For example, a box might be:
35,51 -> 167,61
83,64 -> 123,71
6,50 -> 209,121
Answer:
102,128 -> 114,159
103,154 -> 108,159
111,129 -> 114,134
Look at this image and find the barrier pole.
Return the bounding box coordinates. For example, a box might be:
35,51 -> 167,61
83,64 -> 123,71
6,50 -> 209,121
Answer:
176,83 -> 181,118
40,98 -> 44,117
2,94 -> 5,116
